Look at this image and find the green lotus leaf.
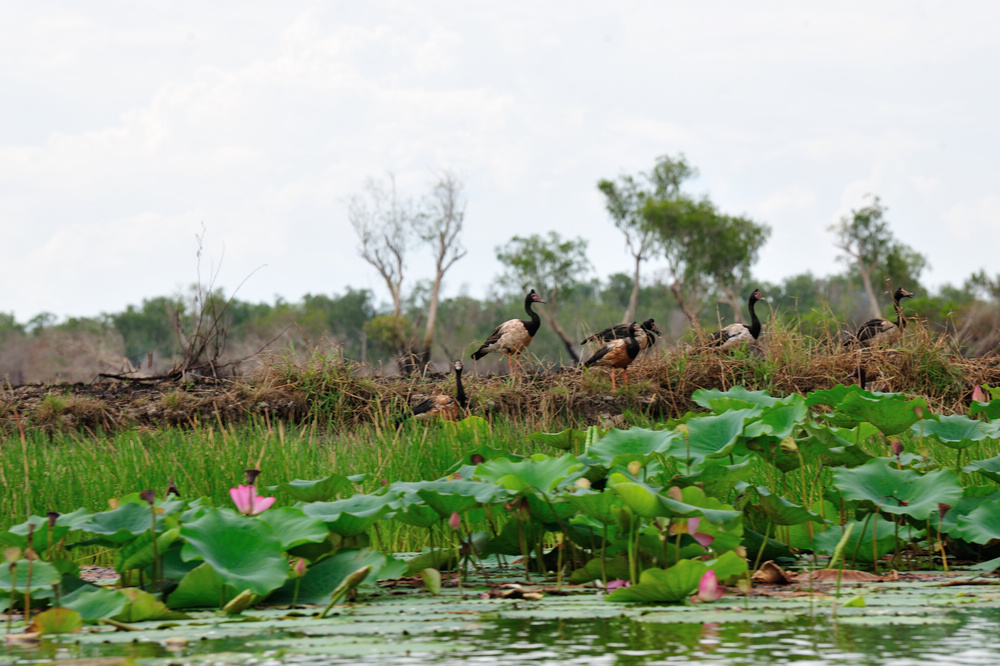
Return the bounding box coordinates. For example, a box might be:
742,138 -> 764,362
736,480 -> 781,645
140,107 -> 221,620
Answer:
588,428 -> 679,467
912,414 -> 999,449
806,383 -> 867,408
528,427 -> 588,451
269,548 -> 406,605
60,585 -> 128,622
73,502 -> 163,543
812,517 -> 898,563
258,507 -> 330,550
1,508 -> 92,551
970,396 -> 1000,419
114,527 -> 181,574
113,587 -> 190,622
384,479 -> 510,525
609,474 -> 740,525
936,486 -> 1000,536
756,487 -> 827,526
27,607 -> 83,635
606,559 -> 708,603
834,392 -> 933,436
742,395 -> 807,440
797,422 -> 876,468
166,562 -> 238,609
562,489 -> 628,526
0,559 -> 61,597
833,458 -> 963,519
444,415 -> 491,444
683,409 -> 754,463
267,473 -> 357,502
963,455 -> 1000,484
179,508 -> 289,595
474,453 -> 585,492
693,386 -> 779,411
301,493 -> 395,537
671,460 -> 753,498
785,500 -> 837,550
705,550 -> 749,585
956,498 -> 1000,544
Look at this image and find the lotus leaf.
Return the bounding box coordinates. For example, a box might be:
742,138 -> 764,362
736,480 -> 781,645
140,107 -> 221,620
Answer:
833,392 -> 932,436
259,507 -> 330,549
474,453 -> 585,492
587,428 -> 678,467
301,493 -> 395,536
73,502 -> 163,543
963,455 -> 1000,484
180,508 -> 289,595
528,427 -> 588,452
812,516 -> 898,563
608,474 -> 741,525
756,487 -> 827,526
956,498 -> 1000,544
606,559 -> 708,603
912,414 -> 999,449
27,607 -> 83,635
113,587 -> 190,622
114,527 -> 180,573
269,548 -> 406,605
693,386 -> 780,411
267,473 -> 358,502
833,458 -> 963,519
683,409 -> 754,464
60,585 -> 128,622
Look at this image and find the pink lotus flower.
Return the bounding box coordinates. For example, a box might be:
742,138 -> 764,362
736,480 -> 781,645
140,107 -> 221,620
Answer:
605,579 -> 631,592
670,517 -> 715,548
448,511 -> 461,531
973,384 -> 987,403
229,484 -> 276,515
691,570 -> 723,603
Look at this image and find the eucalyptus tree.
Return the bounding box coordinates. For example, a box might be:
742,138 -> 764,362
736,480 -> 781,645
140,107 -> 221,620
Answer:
495,232 -> 592,362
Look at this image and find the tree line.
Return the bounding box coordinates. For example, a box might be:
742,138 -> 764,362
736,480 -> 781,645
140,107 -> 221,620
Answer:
2,155 -> 999,383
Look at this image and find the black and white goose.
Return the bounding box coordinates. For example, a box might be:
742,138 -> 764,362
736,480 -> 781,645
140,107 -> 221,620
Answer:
583,322 -> 641,390
709,289 -> 765,351
398,360 -> 467,425
471,289 -> 545,375
582,318 -> 661,351
844,287 -> 914,348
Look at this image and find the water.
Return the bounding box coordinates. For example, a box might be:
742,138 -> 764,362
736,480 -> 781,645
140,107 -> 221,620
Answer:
5,607 -> 1000,665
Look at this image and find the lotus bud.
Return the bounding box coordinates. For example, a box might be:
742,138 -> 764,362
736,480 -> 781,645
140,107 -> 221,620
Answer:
779,437 -> 798,453
675,423 -> 690,437
244,469 -> 261,486
140,489 -> 155,506
448,511 -> 461,531
293,558 -> 307,577
692,570 -> 723,603
889,439 -> 904,457
46,511 -> 59,529
733,545 -> 747,559
470,453 -> 485,465
667,486 -> 683,502
166,478 -> 181,497
627,461 -> 642,477
574,478 -> 591,490
938,503 -> 952,521
913,406 -> 924,420
4,547 -> 20,563
973,384 -> 987,403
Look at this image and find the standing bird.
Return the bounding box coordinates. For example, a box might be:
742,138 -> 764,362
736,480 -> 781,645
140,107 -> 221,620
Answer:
584,322 -> 641,390
709,289 -> 766,350
582,318 -> 662,351
844,287 -> 914,348
471,289 -> 545,375
398,360 -> 467,425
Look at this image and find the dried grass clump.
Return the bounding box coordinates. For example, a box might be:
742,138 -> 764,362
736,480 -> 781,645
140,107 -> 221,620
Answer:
31,393 -> 120,433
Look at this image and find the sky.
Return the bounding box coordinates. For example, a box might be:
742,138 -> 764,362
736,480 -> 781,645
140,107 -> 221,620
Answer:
3,2 -> 999,323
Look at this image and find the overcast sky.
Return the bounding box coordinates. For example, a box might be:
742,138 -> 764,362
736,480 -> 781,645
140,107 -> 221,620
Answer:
3,2 -> 999,323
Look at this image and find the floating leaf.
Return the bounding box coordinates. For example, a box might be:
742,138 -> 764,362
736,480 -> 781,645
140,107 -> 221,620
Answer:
27,607 -> 82,635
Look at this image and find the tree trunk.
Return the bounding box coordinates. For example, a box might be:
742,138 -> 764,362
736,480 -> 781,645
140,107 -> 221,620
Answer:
418,270 -> 444,370
622,254 -> 641,325
721,286 -> 744,324
541,312 -> 580,363
669,281 -> 700,330
859,265 -> 881,319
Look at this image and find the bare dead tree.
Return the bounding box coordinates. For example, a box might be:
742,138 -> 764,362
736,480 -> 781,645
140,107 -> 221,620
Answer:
348,174 -> 418,373
415,171 -> 467,369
